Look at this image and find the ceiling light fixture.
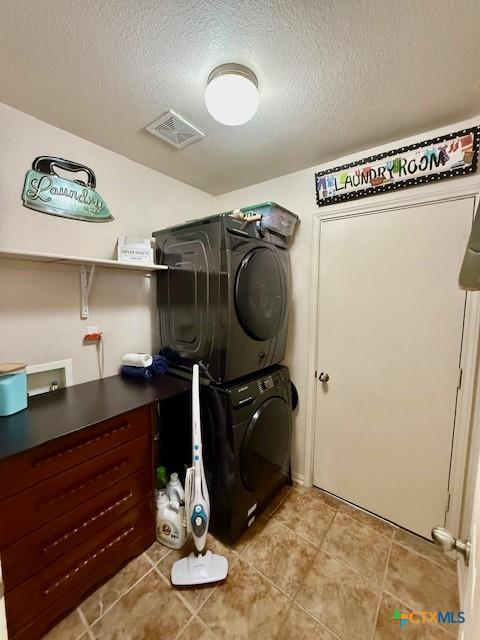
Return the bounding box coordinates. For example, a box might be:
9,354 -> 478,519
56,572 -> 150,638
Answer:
205,63 -> 259,126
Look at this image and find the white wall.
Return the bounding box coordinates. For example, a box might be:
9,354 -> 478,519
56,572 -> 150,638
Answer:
215,115 -> 480,481
0,103 -> 214,383
1,100 -> 479,483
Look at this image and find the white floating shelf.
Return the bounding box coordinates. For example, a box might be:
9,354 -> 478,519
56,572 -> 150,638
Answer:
0,248 -> 167,271
0,248 -> 167,318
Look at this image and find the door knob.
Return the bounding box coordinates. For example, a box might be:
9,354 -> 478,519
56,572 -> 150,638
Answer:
431,526 -> 470,565
318,372 -> 330,383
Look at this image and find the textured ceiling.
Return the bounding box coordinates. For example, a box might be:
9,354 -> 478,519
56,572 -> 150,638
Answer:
1,0 -> 480,195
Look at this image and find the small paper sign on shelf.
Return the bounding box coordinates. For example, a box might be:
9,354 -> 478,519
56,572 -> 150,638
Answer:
315,127 -> 480,207
117,236 -> 154,265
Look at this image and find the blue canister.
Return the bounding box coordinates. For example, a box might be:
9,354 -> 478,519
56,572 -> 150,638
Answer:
0,364 -> 28,416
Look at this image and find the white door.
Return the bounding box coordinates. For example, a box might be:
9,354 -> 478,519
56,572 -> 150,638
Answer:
461,444 -> 480,640
313,197 -> 474,538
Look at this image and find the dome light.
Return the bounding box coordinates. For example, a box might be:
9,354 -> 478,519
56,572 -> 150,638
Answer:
205,64 -> 259,126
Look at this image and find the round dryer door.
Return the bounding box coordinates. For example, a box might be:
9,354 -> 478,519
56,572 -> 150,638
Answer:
241,396 -> 292,493
235,248 -> 286,341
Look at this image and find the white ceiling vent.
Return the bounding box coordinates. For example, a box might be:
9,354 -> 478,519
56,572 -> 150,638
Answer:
146,110 -> 205,149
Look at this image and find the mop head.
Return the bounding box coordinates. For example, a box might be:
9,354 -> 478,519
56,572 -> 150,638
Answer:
171,550 -> 228,586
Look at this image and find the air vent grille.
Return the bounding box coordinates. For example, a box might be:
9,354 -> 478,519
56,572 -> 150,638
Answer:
146,110 -> 205,149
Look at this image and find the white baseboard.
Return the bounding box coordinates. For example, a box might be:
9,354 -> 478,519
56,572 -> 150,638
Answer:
292,472 -> 304,486
457,556 -> 465,607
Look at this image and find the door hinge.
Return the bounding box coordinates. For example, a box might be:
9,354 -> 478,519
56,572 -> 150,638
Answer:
457,368 -> 463,389
445,492 -> 451,514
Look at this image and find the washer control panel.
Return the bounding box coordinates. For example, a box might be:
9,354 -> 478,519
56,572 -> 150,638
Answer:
230,368 -> 287,408
257,375 -> 274,393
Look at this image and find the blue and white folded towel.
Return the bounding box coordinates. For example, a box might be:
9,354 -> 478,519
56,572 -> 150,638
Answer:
120,354 -> 169,379
121,353 -> 153,368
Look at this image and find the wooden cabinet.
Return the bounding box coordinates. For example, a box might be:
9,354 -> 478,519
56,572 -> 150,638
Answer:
0,404 -> 156,640
0,563 -> 6,640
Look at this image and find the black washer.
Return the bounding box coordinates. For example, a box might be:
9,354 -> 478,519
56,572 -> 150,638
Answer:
240,396 -> 292,492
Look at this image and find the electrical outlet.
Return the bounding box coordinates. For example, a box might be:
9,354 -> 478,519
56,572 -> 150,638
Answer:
84,325 -> 103,342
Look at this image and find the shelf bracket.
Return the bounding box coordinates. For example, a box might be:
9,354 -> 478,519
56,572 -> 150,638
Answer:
80,265 -> 96,319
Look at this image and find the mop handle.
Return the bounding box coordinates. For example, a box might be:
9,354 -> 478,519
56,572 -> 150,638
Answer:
192,364 -> 202,456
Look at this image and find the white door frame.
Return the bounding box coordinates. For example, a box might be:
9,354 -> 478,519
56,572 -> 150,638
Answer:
304,176 -> 480,537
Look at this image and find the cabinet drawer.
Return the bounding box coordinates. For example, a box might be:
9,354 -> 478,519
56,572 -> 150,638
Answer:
0,433 -> 151,547
5,499 -> 154,638
0,405 -> 152,501
1,467 -> 153,591
9,528 -> 154,640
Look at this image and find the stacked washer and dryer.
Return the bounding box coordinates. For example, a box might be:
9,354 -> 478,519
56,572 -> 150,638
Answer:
153,204 -> 298,543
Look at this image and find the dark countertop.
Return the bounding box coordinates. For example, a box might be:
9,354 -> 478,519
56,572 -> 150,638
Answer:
0,374 -> 190,462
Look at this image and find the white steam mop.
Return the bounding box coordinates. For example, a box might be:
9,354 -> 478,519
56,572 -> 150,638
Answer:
171,364 -> 228,586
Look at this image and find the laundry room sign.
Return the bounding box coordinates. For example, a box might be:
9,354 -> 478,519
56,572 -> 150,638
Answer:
22,156 -> 113,222
315,127 -> 480,207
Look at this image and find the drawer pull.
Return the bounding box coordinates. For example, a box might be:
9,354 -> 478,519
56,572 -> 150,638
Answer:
42,525 -> 135,596
37,458 -> 132,512
33,423 -> 133,468
42,491 -> 134,554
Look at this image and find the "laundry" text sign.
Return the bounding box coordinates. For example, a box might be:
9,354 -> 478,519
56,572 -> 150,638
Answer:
315,127 -> 479,207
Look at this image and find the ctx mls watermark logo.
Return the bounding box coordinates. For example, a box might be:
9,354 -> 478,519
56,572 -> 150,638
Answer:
390,609 -> 465,629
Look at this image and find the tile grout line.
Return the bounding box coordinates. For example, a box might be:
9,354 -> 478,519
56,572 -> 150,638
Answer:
271,503 -> 337,548
382,587 -> 457,627
192,572 -> 223,614
262,514 -> 323,551
290,487 -> 339,516
318,510 -> 396,585
84,565 -> 155,629
76,607 -> 95,640
143,551 -> 156,568
153,565 -> 199,618
153,561 -> 228,625
272,601 -> 296,640
314,545 -> 384,590
239,512 -> 341,606
336,509 -> 395,542
385,538 -> 460,637
281,485 -> 455,571
232,523 -> 265,556
292,599 -> 344,640
196,616 -> 223,640
292,487 -> 343,513
289,542 -> 322,605
289,517 -> 383,640
243,508 -> 386,607
370,532 -> 394,640
270,514 -> 323,548
335,494 -> 457,569
195,613 -> 224,640
264,485 -> 293,517
382,589 -> 455,639
285,514 -> 339,604
74,490 -> 453,640
392,538 -> 458,573
172,613 -> 195,640
201,555 -> 299,640
237,554 -> 295,601
168,568 -> 225,640
143,547 -> 171,568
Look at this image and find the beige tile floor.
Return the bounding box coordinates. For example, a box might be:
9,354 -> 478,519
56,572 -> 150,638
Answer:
42,484 -> 460,640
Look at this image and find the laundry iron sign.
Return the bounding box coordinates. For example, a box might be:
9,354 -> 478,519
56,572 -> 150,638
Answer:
22,156 -> 113,222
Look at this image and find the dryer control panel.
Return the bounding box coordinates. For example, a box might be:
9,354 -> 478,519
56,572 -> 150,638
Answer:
224,215 -> 287,248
